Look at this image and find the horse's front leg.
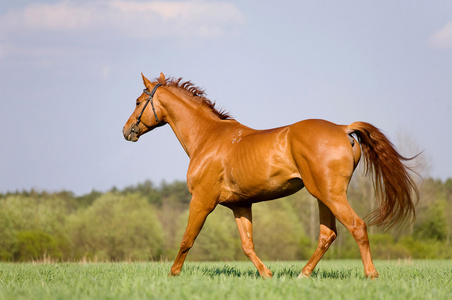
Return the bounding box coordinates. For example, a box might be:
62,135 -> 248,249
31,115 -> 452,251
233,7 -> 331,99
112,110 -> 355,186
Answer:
170,197 -> 215,276
232,205 -> 273,278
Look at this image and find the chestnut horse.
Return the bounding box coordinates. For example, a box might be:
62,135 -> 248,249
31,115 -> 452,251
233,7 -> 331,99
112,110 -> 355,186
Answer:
123,73 -> 418,279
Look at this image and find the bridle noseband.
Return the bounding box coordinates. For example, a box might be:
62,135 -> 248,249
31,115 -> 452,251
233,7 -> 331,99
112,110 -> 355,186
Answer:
131,83 -> 164,135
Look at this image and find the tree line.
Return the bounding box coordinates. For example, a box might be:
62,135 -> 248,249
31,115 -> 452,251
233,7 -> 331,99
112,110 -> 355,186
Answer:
1,176 -> 451,262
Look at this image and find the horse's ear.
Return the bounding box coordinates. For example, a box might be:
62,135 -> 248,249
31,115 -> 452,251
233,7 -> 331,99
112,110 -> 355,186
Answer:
158,72 -> 166,84
142,73 -> 152,88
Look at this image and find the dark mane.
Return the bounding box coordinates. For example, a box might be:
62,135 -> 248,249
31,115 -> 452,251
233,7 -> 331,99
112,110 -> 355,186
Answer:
155,76 -> 232,120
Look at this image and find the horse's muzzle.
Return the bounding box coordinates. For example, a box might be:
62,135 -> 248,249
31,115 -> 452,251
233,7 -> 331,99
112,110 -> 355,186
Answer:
123,126 -> 139,142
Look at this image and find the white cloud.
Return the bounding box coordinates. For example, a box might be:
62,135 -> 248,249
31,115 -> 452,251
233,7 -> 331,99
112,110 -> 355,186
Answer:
429,22 -> 452,49
0,0 -> 246,39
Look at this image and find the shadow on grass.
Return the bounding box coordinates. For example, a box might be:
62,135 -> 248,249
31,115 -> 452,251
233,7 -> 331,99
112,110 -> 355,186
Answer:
199,265 -> 260,278
192,264 -> 361,280
311,268 -> 362,279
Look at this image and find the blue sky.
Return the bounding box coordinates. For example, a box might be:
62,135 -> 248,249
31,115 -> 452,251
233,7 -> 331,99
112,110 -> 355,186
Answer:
1,0 -> 451,195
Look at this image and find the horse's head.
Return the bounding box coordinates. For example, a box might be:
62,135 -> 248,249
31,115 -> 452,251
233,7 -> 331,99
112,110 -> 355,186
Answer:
123,73 -> 167,142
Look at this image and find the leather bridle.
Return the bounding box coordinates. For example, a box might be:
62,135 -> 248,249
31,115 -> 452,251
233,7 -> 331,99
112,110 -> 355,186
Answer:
130,83 -> 164,135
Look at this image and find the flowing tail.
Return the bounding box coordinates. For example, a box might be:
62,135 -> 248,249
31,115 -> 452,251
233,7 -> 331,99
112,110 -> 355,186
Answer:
347,122 -> 419,229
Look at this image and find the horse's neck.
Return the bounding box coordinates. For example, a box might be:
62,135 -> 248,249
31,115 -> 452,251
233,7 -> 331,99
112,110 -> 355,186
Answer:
162,94 -> 230,158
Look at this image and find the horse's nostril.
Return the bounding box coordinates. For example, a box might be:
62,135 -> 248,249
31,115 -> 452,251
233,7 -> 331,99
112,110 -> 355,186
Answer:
123,126 -> 131,141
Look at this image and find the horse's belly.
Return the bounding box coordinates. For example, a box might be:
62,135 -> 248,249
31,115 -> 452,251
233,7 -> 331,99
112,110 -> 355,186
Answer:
220,171 -> 304,205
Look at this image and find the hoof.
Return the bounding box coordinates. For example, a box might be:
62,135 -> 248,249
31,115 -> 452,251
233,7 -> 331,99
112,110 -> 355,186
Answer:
366,270 -> 379,279
297,273 -> 310,279
169,269 -> 181,277
260,269 -> 273,279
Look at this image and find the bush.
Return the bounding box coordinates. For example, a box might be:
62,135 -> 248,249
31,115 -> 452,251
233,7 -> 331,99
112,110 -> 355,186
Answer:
68,192 -> 163,261
0,195 -> 71,261
399,236 -> 452,259
14,231 -> 61,261
369,234 -> 411,259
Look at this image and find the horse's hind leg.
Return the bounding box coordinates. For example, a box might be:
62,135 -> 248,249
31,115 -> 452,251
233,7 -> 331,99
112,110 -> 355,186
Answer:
232,205 -> 273,278
299,200 -> 337,278
322,194 -> 379,278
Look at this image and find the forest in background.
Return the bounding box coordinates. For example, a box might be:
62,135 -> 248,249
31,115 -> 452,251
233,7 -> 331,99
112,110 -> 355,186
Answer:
1,174 -> 451,262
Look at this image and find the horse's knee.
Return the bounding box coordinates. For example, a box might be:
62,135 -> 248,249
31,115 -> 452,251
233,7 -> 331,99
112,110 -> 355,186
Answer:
241,241 -> 255,257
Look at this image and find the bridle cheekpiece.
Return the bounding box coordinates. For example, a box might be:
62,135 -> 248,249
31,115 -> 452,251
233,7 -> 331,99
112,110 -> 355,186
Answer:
131,83 -> 164,135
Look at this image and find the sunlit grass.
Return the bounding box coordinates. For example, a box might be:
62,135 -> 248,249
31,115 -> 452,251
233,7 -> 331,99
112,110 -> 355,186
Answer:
0,260 -> 451,299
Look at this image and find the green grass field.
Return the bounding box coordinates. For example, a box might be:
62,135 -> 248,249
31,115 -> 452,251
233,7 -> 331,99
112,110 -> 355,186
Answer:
0,260 -> 451,299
